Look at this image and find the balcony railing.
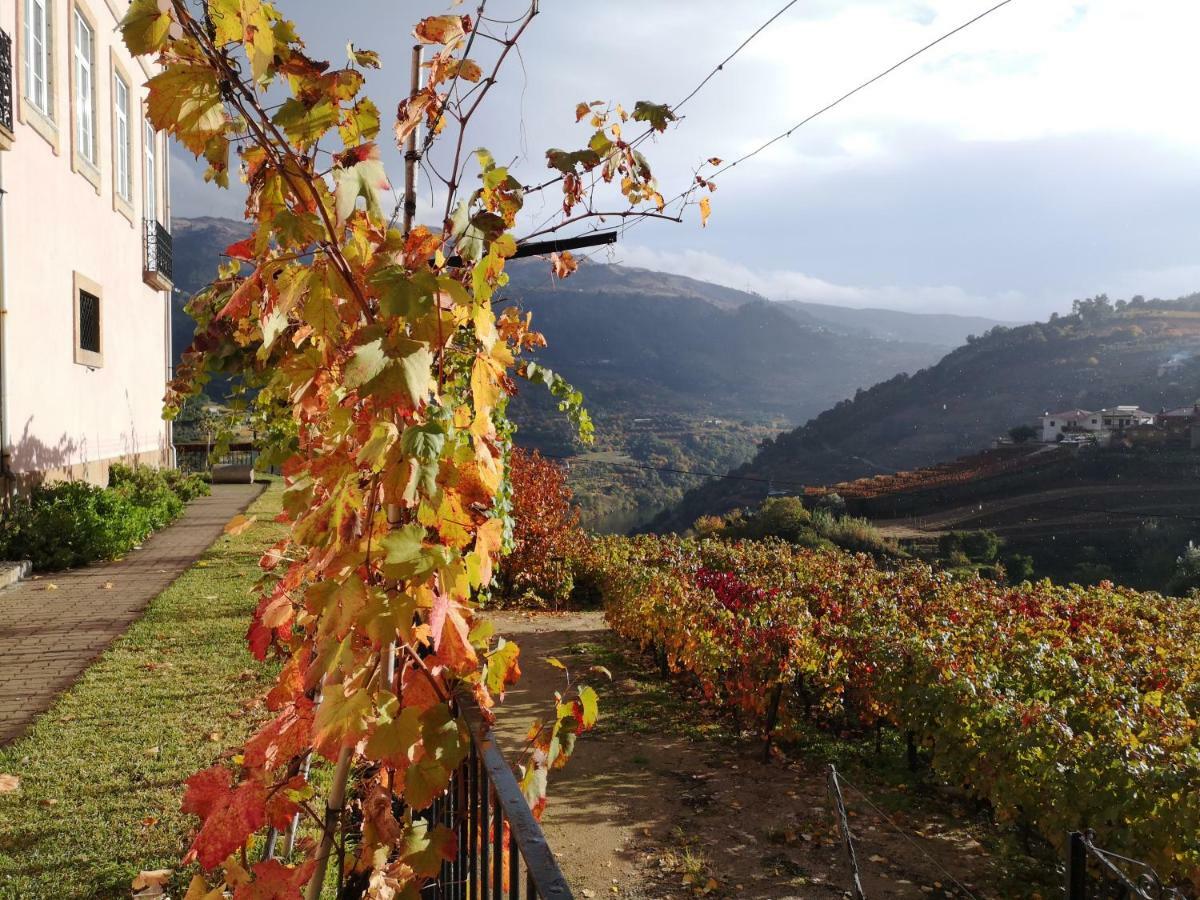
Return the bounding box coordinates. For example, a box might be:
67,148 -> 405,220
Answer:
143,218 -> 173,290
0,29 -> 14,144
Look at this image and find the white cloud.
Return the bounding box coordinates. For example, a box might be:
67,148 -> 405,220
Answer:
170,0 -> 1200,321
609,243 -> 1040,317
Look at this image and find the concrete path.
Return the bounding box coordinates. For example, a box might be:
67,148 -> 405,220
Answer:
0,483 -> 262,744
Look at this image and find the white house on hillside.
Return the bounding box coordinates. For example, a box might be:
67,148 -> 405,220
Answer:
1096,406 -> 1155,430
0,0 -> 172,489
1040,409 -> 1094,442
1040,406 -> 1156,443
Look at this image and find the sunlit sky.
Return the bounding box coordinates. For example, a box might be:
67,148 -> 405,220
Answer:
172,0 -> 1200,320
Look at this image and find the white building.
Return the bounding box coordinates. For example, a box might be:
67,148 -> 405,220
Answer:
0,0 -> 173,489
1040,409 -> 1095,443
1096,406 -> 1155,431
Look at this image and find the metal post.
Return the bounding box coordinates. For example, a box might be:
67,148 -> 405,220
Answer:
402,44 -> 423,236
762,682 -> 784,762
385,44 -> 424,687
1066,831 -> 1087,900
828,765 -> 866,900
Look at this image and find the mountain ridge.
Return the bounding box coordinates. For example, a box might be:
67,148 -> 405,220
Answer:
652,295 -> 1200,532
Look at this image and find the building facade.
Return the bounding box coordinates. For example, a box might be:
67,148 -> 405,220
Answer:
0,0 -> 172,488
1040,409 -> 1094,443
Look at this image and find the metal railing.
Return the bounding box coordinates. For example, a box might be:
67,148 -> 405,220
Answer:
1066,831 -> 1187,900
174,441 -> 258,473
144,218 -> 173,283
0,29 -> 12,134
419,701 -> 573,899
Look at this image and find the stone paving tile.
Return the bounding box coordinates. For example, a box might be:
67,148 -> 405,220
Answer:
0,483 -> 262,744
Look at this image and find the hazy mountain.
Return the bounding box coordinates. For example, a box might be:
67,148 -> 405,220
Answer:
169,216 -> 1010,524
776,299 -> 1020,348
652,296 -> 1200,532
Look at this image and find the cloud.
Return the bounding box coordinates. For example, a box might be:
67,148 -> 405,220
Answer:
167,0 -> 1200,322
607,244 -> 1039,318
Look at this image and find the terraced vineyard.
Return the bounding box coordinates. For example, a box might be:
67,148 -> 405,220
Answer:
582,534 -> 1200,891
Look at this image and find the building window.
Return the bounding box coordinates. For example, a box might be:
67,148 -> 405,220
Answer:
79,290 -> 99,352
114,73 -> 131,201
72,8 -> 94,165
73,273 -> 103,367
144,120 -> 156,218
24,0 -> 50,116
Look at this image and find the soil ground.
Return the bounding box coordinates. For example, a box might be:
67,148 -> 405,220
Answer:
486,611 -> 1055,900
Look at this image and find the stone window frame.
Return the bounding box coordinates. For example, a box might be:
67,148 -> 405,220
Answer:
72,270 -> 103,368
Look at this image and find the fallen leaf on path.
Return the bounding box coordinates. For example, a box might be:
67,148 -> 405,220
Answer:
132,869 -> 174,890
45,583 -> 57,591
103,582 -> 114,590
224,514 -> 257,536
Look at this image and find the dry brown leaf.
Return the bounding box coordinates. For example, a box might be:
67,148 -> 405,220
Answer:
224,514 -> 257,536
132,869 -> 174,890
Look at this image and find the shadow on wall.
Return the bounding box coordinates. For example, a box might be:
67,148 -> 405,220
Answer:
6,417 -> 83,488
4,417 -> 168,491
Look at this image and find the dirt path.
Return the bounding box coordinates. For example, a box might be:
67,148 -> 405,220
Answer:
486,611 -> 1046,900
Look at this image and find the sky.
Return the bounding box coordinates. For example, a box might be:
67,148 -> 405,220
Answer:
171,0 -> 1200,321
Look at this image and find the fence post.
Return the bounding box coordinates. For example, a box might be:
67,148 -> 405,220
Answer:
762,683 -> 784,763
1065,831 -> 1087,900
828,765 -> 867,900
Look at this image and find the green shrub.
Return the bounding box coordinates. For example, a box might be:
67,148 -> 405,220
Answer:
0,465 -> 209,571
108,463 -> 183,530
0,482 -> 155,570
161,466 -> 212,502
810,508 -> 899,556
1005,552 -> 1036,582
961,529 -> 1002,562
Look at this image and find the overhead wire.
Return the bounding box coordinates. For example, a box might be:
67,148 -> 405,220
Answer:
516,0 -> 804,236
625,0 -> 1021,234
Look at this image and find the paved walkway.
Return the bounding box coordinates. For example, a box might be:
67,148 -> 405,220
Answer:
0,483 -> 263,744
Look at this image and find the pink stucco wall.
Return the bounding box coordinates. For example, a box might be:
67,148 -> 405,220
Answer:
0,0 -> 171,483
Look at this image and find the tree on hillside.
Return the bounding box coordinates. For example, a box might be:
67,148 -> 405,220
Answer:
1009,424 -> 1038,444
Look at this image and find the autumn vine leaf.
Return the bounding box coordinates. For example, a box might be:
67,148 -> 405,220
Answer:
121,0 -> 697,895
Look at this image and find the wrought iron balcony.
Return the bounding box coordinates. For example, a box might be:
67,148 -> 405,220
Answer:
143,219 -> 173,290
0,29 -> 14,147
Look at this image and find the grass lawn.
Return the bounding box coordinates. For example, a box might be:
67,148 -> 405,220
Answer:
0,482 -> 285,899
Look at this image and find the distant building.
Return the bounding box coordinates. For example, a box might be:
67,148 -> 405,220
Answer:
1040,409 -> 1094,443
1040,405 -> 1157,444
1096,406 -> 1155,430
1158,403 -> 1200,427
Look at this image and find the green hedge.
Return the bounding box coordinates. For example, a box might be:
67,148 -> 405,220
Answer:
0,465 -> 211,571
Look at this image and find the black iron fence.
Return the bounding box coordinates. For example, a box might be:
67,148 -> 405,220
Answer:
1066,831 -> 1187,900
175,441 -> 258,473
420,701 -> 573,899
144,218 -> 173,283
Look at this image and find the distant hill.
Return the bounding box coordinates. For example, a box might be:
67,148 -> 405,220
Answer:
776,300 -> 1019,348
652,296 -> 1200,532
169,216 -> 1009,525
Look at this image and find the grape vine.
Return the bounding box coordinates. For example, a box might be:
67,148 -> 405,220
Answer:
118,0 -> 702,894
